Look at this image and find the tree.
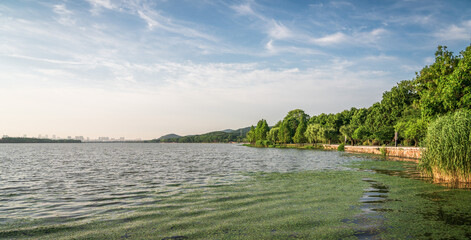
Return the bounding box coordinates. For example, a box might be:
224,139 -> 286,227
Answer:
255,119 -> 269,141
293,121 -> 307,144
340,125 -> 355,145
372,125 -> 395,144
318,127 -> 336,144
353,126 -> 370,144
267,127 -> 279,144
414,45 -> 460,118
305,124 -> 321,144
246,126 -> 255,144
278,121 -> 292,144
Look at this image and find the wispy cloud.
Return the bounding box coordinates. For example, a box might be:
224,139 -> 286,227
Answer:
435,20 -> 471,41
309,28 -> 387,47
53,4 -> 76,26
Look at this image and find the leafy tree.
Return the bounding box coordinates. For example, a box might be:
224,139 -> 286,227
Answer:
339,125 -> 355,145
414,45 -> 460,118
350,108 -> 368,127
267,127 -> 279,143
305,124 -> 321,144
278,121 -> 292,144
255,119 -> 270,141
246,126 -> 255,144
372,125 -> 395,144
318,127 -> 336,144
353,126 -> 370,144
293,121 -> 307,144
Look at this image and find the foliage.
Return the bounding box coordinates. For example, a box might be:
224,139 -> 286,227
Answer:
420,110 -> 471,182
337,143 -> 345,151
293,121 -> 307,143
380,145 -> 387,156
339,125 -> 354,145
372,125 -> 395,144
318,126 -> 337,144
414,45 -> 471,118
255,119 -> 270,142
305,124 -> 321,144
353,126 -> 370,143
267,127 -> 279,144
245,44 -> 471,147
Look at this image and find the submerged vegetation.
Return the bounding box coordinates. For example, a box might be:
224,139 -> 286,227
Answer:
420,110 -> 471,182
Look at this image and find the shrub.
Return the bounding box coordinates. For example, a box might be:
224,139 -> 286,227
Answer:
420,110 -> 471,182
337,143 -> 345,151
380,145 -> 387,156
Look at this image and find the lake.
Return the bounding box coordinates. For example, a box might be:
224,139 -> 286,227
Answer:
0,143 -> 355,223
1,143 -> 470,239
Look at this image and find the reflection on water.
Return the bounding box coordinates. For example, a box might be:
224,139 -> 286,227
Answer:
0,143 -> 354,223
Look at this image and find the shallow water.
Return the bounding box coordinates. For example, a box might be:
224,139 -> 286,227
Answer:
0,143 -> 356,223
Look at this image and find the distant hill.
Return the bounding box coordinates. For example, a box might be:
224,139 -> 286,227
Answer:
157,133 -> 181,140
220,129 -> 234,133
151,127 -> 251,143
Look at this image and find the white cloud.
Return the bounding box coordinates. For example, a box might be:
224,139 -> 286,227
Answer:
136,9 -> 217,41
53,4 -> 76,26
435,20 -> 471,41
268,20 -> 293,40
309,28 -> 387,47
86,0 -> 115,14
310,32 -> 348,46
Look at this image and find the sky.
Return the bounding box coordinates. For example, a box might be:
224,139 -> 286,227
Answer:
1,0 -> 471,140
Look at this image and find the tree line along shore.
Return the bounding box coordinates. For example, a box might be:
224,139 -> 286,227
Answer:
246,44 -> 471,184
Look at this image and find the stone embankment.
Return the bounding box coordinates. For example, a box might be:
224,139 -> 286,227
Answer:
323,144 -> 423,160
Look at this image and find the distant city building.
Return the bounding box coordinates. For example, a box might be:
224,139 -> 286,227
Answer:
67,136 -> 72,139
45,134 -> 48,139
98,137 -> 110,141
23,134 -> 27,138
2,135 -> 8,138
52,135 -> 56,139
120,137 -> 125,141
38,134 -> 42,139
75,136 -> 84,141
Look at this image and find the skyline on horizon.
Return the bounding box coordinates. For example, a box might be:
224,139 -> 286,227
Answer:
1,0 -> 471,139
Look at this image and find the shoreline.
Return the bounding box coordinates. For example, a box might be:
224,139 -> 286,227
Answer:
322,144 -> 422,160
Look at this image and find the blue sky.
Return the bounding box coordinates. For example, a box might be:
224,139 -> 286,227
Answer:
1,0 -> 471,139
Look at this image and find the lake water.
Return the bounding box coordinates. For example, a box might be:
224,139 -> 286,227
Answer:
0,143 -> 360,223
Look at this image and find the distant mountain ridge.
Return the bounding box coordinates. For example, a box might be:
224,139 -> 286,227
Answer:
153,127 -> 251,143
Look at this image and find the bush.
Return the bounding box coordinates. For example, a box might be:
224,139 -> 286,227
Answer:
380,145 -> 387,156
337,143 -> 345,151
420,110 -> 471,182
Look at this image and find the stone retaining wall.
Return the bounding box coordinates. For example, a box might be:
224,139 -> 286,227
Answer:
323,144 -> 423,159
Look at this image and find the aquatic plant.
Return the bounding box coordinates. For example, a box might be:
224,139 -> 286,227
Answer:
420,110 -> 471,182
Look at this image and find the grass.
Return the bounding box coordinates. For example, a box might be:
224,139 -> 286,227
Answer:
2,158 -> 471,239
420,110 -> 471,183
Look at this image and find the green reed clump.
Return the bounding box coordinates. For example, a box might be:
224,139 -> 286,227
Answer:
420,110 -> 471,182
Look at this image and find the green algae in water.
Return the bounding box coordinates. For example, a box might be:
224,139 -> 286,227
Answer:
2,159 -> 471,239
0,171 -> 367,240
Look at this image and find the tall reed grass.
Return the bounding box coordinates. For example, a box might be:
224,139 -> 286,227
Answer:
420,110 -> 471,183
